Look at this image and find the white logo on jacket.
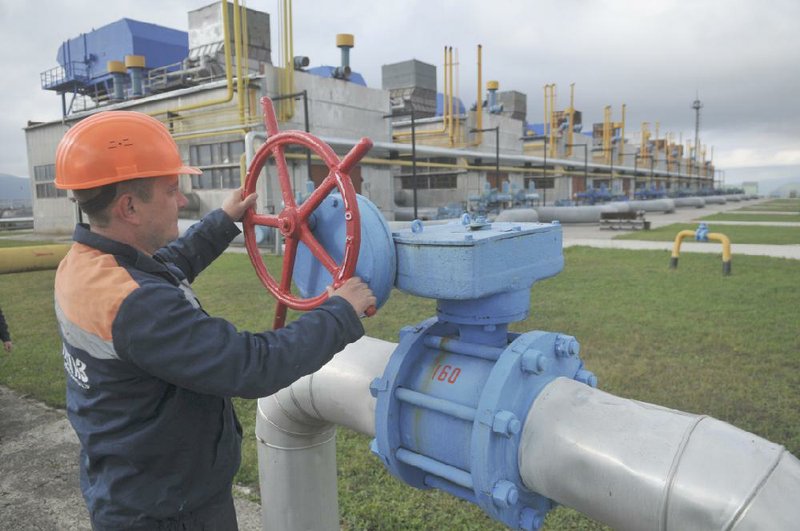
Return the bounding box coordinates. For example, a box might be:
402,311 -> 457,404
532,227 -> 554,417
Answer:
63,346 -> 90,389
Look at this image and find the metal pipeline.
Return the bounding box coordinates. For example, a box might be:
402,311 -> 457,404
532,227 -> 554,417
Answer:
472,44 -> 483,147
256,337 -> 396,530
256,338 -> 800,530
0,244 -> 70,274
519,377 -> 800,530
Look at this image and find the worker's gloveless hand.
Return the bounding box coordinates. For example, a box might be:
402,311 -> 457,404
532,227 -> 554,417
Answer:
222,187 -> 259,222
327,277 -> 377,317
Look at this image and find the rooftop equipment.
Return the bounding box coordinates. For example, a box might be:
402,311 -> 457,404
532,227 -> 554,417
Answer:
382,59 -> 438,118
307,33 -> 367,86
41,18 -> 189,114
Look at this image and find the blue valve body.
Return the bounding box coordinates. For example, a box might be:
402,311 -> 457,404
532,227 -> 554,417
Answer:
371,317 -> 593,529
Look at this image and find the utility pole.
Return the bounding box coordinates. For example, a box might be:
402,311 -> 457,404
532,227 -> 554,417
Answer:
692,96 -> 702,177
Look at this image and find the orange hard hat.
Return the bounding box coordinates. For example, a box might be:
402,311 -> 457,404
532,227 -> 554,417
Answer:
55,111 -> 201,190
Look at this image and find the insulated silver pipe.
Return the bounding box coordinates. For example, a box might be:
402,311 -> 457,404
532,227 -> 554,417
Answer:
255,337 -> 397,530
519,377 -> 800,530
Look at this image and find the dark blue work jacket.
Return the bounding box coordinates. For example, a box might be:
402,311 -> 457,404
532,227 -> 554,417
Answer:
54,209 -> 364,529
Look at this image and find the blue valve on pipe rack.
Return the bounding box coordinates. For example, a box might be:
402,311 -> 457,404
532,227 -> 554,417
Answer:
293,200 -> 596,530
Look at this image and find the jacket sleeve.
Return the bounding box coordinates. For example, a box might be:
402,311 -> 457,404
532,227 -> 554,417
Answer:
112,283 -> 365,398
0,307 -> 9,342
154,209 -> 240,283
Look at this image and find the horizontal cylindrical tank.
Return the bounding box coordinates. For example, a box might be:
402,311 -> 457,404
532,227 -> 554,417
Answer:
0,244 -> 70,274
620,199 -> 676,213
704,195 -> 727,205
533,205 -> 619,223
673,197 -> 706,208
494,209 -> 539,223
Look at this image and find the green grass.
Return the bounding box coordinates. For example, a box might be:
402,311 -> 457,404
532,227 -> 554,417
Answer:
1,248 -> 798,530
739,198 -> 800,212
0,239 -> 57,248
699,212 -> 800,223
614,222 -> 800,244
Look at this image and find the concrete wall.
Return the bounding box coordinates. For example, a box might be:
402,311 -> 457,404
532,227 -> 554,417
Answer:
24,122 -> 75,234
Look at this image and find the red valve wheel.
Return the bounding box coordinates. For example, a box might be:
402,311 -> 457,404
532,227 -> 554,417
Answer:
243,97 -> 373,329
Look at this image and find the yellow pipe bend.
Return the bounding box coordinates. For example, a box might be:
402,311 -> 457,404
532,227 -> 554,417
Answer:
671,230 -> 695,258
707,232 -> 732,262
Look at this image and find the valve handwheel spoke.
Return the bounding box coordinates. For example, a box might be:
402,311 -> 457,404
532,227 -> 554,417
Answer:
243,96 -> 373,328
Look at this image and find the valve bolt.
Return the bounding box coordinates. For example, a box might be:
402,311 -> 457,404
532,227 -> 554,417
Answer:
575,369 -> 598,388
369,377 -> 388,398
521,350 -> 549,374
492,410 -> 521,437
555,335 -> 580,357
491,480 -> 519,508
519,507 -> 544,530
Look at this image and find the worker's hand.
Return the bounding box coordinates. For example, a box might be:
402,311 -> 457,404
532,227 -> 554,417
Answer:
222,187 -> 258,222
3,341 -> 12,353
326,277 -> 377,317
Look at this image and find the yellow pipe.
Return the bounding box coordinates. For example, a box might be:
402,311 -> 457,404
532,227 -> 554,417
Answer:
0,244 -> 71,274
670,230 -> 732,275
233,0 -> 246,124
619,103 -> 626,164
242,1 -> 250,115
279,0 -> 295,120
473,44 -> 483,146
448,47 -> 454,146
567,83 -> 575,157
549,84 -> 557,158
455,48 -> 461,144
171,129 -> 250,142
603,105 -> 611,164
708,233 -> 732,263
149,0 -> 234,117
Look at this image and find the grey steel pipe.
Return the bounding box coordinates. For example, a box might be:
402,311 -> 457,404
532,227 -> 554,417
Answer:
519,377 -> 800,531
255,337 -> 396,530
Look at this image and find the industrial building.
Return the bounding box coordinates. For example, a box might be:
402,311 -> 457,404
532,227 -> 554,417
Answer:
25,0 -> 718,234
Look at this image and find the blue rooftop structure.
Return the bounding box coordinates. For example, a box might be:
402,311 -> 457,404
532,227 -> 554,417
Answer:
43,18 -> 188,93
435,93 -> 466,116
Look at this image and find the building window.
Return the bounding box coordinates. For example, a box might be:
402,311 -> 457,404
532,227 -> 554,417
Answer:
525,177 -> 554,190
33,164 -> 67,198
400,172 -> 458,190
189,140 -> 245,189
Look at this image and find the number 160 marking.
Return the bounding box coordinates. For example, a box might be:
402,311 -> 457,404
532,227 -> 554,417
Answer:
431,364 -> 461,384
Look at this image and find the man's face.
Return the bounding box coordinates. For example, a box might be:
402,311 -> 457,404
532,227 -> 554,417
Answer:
138,175 -> 188,253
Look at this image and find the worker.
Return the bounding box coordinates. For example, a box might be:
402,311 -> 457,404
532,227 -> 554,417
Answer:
0,305 -> 12,352
53,111 -> 376,531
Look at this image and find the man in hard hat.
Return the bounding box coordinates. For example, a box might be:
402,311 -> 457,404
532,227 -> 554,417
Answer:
53,110 -> 376,531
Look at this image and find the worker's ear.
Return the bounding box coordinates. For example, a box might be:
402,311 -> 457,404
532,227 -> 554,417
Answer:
111,193 -> 142,225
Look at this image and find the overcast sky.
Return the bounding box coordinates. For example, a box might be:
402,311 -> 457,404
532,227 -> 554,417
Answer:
2,0 -> 798,186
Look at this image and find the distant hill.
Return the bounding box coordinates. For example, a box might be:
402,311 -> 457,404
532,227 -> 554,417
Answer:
0,174 -> 32,204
